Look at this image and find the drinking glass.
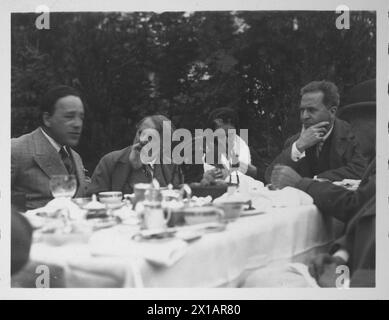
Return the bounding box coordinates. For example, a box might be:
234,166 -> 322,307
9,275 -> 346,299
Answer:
49,174 -> 77,231
49,174 -> 77,199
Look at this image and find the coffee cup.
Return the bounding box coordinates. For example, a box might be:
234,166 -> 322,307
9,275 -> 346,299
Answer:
215,201 -> 244,221
98,191 -> 123,208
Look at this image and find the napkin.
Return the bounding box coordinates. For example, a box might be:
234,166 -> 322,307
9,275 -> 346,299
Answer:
25,198 -> 85,220
250,186 -> 313,207
333,179 -> 361,191
89,227 -> 188,267
287,262 -> 319,287
213,190 -> 251,204
230,171 -> 264,192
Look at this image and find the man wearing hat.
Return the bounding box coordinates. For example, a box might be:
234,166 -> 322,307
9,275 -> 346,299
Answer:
265,80 -> 367,184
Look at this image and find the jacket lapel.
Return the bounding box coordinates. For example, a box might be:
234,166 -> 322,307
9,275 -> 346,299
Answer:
69,149 -> 87,197
69,149 -> 85,181
363,158 -> 376,178
111,147 -> 132,191
32,128 -> 68,178
348,196 -> 375,232
359,157 -> 376,187
329,119 -> 349,168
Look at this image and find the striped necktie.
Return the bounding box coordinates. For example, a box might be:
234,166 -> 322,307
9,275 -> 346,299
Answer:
316,142 -> 324,158
143,164 -> 154,181
59,146 -> 75,175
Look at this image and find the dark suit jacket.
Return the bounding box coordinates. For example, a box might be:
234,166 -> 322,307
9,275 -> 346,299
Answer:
265,118 -> 367,183
11,128 -> 88,210
87,146 -> 184,195
330,196 -> 375,287
295,158 -> 375,223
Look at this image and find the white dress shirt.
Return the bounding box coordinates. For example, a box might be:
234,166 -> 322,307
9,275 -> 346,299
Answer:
203,134 -> 251,175
290,125 -> 334,162
333,249 -> 350,263
40,127 -> 63,153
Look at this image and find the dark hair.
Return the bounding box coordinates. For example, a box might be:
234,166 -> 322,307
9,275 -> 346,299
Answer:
206,107 -> 239,130
40,85 -> 83,119
300,81 -> 340,108
136,114 -> 176,134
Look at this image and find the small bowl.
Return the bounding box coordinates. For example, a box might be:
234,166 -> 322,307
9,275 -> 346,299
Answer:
189,184 -> 228,200
183,206 -> 223,225
72,197 -> 92,208
215,201 -> 244,221
98,191 -> 123,204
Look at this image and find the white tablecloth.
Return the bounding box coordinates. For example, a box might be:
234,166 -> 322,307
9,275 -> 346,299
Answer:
27,204 -> 334,288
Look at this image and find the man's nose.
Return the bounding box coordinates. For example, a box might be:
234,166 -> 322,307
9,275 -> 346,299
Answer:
301,110 -> 310,120
73,117 -> 83,129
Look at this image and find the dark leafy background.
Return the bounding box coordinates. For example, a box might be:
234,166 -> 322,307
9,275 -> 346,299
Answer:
11,11 -> 376,174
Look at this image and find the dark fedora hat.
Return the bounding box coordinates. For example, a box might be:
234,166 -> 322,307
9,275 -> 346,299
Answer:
338,79 -> 376,120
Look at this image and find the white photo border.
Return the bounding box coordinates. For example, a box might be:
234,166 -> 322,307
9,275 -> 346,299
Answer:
0,0 -> 388,300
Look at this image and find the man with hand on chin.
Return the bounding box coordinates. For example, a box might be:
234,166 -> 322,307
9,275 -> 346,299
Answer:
88,115 -> 183,195
265,80 -> 366,184
270,80 -> 376,287
270,80 -> 375,224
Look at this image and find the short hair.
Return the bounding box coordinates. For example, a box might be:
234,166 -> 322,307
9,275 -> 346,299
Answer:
136,114 -> 176,135
40,85 -> 83,117
207,107 -> 239,130
300,81 -> 340,108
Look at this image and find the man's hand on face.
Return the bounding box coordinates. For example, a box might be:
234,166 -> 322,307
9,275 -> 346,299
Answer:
129,143 -> 142,169
270,165 -> 302,189
308,253 -> 347,288
129,138 -> 149,170
295,121 -> 329,152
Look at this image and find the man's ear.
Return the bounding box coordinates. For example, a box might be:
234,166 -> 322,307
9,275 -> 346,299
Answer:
42,112 -> 51,127
329,106 -> 338,116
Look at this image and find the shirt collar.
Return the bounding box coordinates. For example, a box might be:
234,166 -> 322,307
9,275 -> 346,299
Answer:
322,124 -> 334,141
147,158 -> 157,168
40,127 -> 63,153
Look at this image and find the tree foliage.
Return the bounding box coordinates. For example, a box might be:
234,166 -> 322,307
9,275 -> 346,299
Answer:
11,11 -> 376,173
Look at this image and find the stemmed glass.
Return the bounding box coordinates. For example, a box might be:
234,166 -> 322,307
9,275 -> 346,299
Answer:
227,157 -> 240,186
49,174 -> 77,199
49,174 -> 77,231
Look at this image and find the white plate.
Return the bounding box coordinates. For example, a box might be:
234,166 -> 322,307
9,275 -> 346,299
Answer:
240,208 -> 266,217
175,230 -> 202,242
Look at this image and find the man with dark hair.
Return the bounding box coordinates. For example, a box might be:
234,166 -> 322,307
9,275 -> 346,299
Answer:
88,115 -> 183,195
206,108 -> 263,179
265,80 -> 366,184
305,79 -> 376,287
270,79 -> 375,223
12,85 -> 88,210
243,80 -> 376,288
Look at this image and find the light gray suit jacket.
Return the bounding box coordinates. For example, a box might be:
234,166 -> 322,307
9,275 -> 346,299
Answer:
11,128 -> 88,210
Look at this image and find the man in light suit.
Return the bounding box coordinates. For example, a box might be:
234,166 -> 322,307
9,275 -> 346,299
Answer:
12,85 -> 88,210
